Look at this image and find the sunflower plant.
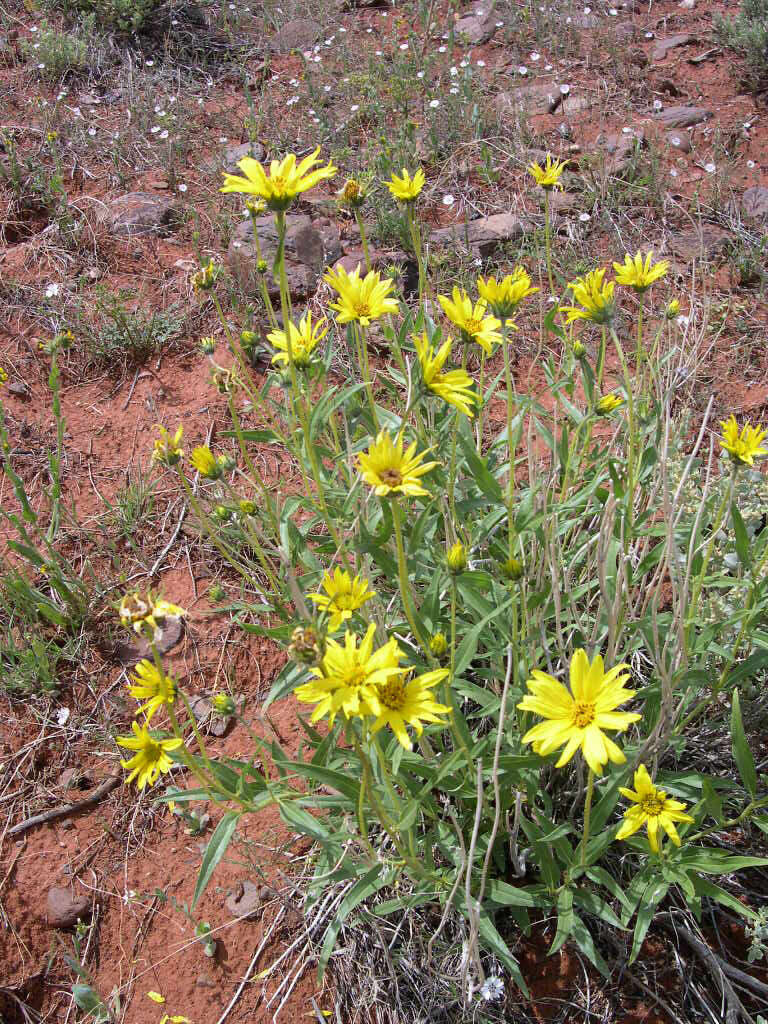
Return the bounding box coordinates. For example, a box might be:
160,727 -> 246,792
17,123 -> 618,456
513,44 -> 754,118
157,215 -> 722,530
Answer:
112,149 -> 768,1003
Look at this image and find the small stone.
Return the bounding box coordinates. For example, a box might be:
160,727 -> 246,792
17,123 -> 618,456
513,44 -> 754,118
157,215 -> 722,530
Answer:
114,617 -> 184,667
222,141 -> 265,174
666,131 -> 692,152
47,887 -> 91,929
667,225 -> 733,263
225,880 -> 266,921
497,82 -> 562,116
741,186 -> 768,222
6,381 -> 29,399
430,213 -> 532,256
653,105 -> 712,128
196,974 -> 215,988
189,695 -> 233,738
269,18 -> 321,53
105,193 -> 178,237
652,33 -> 694,60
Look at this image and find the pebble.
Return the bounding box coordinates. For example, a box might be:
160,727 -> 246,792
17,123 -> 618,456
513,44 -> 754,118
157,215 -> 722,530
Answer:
47,886 -> 91,929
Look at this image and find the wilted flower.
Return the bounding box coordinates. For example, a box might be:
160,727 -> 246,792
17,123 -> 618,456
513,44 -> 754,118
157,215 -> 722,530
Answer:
191,259 -> 222,293
338,177 -> 365,208
199,336 -> 216,355
288,625 -> 325,666
151,424 -> 184,467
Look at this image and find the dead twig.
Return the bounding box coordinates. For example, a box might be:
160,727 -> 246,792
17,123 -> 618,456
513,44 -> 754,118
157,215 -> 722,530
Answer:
8,774 -> 120,837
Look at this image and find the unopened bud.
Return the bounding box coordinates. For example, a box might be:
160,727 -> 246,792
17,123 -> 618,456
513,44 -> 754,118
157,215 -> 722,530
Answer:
288,625 -> 324,666
446,540 -> 467,574
212,693 -> 236,716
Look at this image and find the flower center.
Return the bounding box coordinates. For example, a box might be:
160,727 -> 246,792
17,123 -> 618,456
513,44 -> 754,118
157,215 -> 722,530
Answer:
344,666 -> 368,689
464,317 -> 483,335
333,593 -> 356,610
572,701 -> 596,729
377,678 -> 406,710
639,794 -> 665,817
144,739 -> 162,763
380,467 -> 403,487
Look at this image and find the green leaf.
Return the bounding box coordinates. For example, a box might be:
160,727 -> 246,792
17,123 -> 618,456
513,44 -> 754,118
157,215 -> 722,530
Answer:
453,595 -> 514,676
317,864 -> 386,978
678,848 -> 768,874
473,910 -> 529,996
549,887 -> 574,954
486,880 -> 547,909
731,690 -> 757,796
193,810 -> 240,908
692,876 -> 758,922
629,880 -> 668,963
571,915 -> 610,976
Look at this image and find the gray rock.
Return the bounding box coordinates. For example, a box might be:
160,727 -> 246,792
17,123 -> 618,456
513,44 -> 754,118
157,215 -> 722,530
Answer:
454,5 -> 498,44
741,186 -> 768,222
189,695 -> 233,738
666,130 -> 692,153
269,18 -> 321,53
667,225 -> 733,263
594,129 -> 645,176
652,33 -> 694,60
570,12 -> 598,27
653,105 -> 712,128
225,880 -> 266,921
227,213 -> 341,300
497,82 -> 562,116
222,141 -> 266,175
114,616 -> 184,667
430,213 -> 531,256
106,193 -> 178,237
613,21 -> 638,41
196,974 -> 215,988
47,887 -> 91,929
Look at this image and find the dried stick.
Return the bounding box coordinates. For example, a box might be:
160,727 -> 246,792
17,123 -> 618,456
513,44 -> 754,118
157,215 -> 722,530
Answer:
9,774 -> 120,837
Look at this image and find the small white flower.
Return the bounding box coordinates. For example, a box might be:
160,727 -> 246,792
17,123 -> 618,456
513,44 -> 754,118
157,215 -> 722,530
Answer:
339,25 -> 346,32
375,49 -> 383,55
145,59 -> 154,66
518,65 -> 528,75
460,59 -> 469,67
351,104 -> 359,112
476,59 -> 485,66
30,25 -> 37,31
324,84 -> 332,91
219,136 -> 228,143
670,168 -> 678,178
621,126 -> 632,134
233,239 -> 243,248
38,62 -> 45,69
197,98 -> 203,105
366,27 -> 372,32
644,30 -> 654,38
495,19 -> 504,26
438,44 -> 447,52
171,18 -> 178,24
450,66 -> 458,76
287,95 -> 299,106
579,211 -> 591,222
653,99 -> 663,110
704,162 -> 716,174
289,77 -> 299,86
88,127 -> 96,136
151,125 -> 160,133
417,70 -> 425,78
159,130 -> 169,139
559,83 -> 570,95
530,51 -> 540,61
545,63 -> 553,70
608,6 -> 617,13
442,193 -> 455,206
178,183 -> 187,192
449,86 -> 459,94
45,283 -> 60,298
429,99 -> 440,108
313,53 -> 321,61
480,977 -> 504,1002
566,16 -> 572,23
583,4 -> 591,11
399,41 -> 409,50
747,159 -> 755,168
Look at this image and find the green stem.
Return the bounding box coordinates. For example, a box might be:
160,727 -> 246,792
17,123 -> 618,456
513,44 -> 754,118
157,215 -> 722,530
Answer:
596,325 -> 607,392
407,205 -> 426,312
355,209 -> 371,273
355,322 -> 379,430
475,349 -> 486,455
544,190 -> 555,298
580,768 -> 594,868
391,498 -> 429,657
502,324 -> 516,560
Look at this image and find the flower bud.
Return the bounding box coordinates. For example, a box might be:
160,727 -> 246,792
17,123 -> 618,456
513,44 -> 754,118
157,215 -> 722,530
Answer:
199,335 -> 216,355
240,330 -> 258,350
191,259 -> 221,293
446,540 -> 467,574
288,625 -> 324,666
500,556 -> 523,581
217,453 -> 236,473
212,693 -> 236,716
572,339 -> 586,359
665,299 -> 680,320
208,583 -> 225,602
239,499 -> 256,517
213,504 -> 232,522
256,259 -> 268,274
429,631 -> 448,658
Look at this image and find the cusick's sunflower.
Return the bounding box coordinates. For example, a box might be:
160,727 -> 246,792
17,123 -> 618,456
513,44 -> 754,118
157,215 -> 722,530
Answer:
324,264 -> 399,326
387,167 -> 426,203
615,763 -> 693,852
191,446 -> 220,479
267,312 -> 328,367
308,568 -> 376,631
358,429 -> 439,499
370,669 -> 450,750
517,648 -> 640,775
127,659 -> 178,721
117,721 -> 182,790
527,154 -> 569,190
719,414 -> 768,466
413,331 -> 477,417
119,592 -> 187,637
152,424 -> 184,467
477,268 -> 538,318
595,393 -> 624,416
220,148 -> 337,210
613,251 -> 669,293
437,287 -> 502,354
293,623 -> 406,724
560,268 -> 616,325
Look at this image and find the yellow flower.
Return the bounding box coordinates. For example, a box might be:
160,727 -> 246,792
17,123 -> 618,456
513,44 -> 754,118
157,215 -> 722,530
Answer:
324,264 -> 399,326
517,648 -> 641,775
147,992 -> 166,1005
294,624 -> 406,724
665,299 -> 680,320
595,393 -> 624,415
615,764 -> 694,852
560,268 -> 616,326
118,722 -> 182,790
152,424 -> 184,467
308,568 -> 376,631
613,250 -> 669,293
358,429 -> 439,499
191,446 -> 220,479
446,540 -> 467,573
437,288 -> 502,354
0,366 -> 7,386
527,153 -> 569,190
220,147 -> 337,210
477,268 -> 539,317
267,312 -> 328,367
127,659 -> 178,721
191,260 -> 221,293
386,167 -> 426,203
370,669 -> 450,750
719,414 -> 768,466
119,592 -> 187,637
413,331 -> 477,417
